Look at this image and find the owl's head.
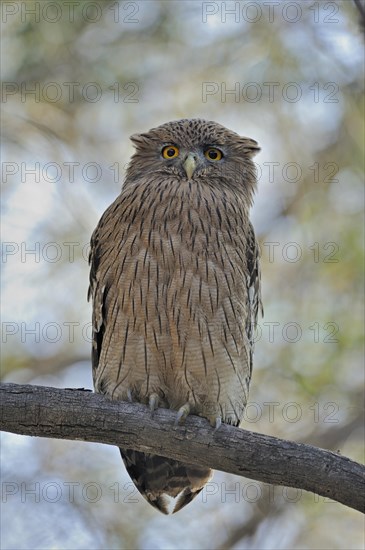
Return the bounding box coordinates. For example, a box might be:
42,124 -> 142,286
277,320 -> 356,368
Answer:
126,119 -> 260,203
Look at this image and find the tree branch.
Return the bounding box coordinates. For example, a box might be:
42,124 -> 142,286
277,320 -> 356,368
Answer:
0,383 -> 363,513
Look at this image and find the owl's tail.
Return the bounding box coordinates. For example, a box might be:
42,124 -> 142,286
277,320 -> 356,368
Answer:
120,448 -> 213,514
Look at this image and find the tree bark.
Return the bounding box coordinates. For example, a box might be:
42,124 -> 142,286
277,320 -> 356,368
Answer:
0,383 -> 363,513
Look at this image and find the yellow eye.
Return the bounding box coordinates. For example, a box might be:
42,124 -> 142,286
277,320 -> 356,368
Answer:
162,145 -> 179,159
204,148 -> 223,161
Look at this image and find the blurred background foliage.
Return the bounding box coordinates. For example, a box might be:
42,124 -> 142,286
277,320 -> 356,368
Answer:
1,1 -> 364,549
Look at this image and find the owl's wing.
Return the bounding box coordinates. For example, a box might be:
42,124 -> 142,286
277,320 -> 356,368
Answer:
245,221 -> 263,378
88,219 -> 107,381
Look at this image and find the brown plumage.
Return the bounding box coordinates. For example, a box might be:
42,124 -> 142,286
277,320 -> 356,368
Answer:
88,119 -> 262,514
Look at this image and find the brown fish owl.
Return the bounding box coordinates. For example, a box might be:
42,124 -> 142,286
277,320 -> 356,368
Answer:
88,118 -> 262,514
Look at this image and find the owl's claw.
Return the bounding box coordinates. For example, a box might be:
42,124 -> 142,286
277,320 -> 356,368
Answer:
149,393 -> 160,412
214,417 -> 222,431
175,403 -> 191,426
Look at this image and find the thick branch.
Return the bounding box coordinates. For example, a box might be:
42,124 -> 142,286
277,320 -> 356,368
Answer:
0,383 -> 363,513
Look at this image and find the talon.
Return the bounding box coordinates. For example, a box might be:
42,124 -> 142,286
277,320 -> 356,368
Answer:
175,403 -> 191,426
127,389 -> 133,402
214,417 -> 222,431
149,393 -> 159,412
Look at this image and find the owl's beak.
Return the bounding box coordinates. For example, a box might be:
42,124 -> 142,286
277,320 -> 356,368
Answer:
183,153 -> 197,180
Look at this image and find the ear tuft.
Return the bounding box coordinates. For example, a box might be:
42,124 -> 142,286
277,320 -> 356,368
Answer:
240,138 -> 261,158
130,133 -> 150,147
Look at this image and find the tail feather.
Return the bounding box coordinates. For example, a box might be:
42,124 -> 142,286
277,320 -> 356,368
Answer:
120,449 -> 212,514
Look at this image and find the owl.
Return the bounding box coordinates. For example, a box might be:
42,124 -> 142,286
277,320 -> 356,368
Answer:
88,118 -> 262,514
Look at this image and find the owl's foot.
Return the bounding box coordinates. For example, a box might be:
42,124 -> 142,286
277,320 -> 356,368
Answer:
175,403 -> 191,425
